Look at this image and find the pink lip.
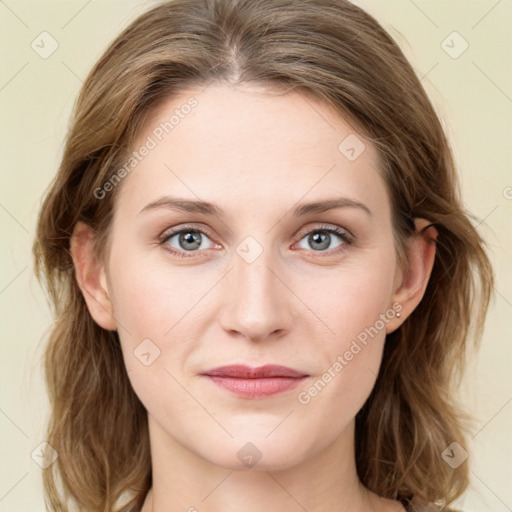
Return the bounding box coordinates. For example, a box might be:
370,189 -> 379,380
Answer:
201,364 -> 308,398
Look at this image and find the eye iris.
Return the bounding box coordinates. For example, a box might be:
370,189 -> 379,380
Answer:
179,231 -> 202,250
309,231 -> 330,250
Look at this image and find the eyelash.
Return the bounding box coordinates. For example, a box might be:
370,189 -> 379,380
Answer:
157,224 -> 354,259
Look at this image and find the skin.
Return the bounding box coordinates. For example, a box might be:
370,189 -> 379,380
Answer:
71,82 -> 438,512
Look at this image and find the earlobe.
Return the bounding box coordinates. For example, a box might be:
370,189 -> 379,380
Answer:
70,221 -> 117,331
386,218 -> 438,333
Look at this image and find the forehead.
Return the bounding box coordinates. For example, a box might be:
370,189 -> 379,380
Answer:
117,83 -> 390,219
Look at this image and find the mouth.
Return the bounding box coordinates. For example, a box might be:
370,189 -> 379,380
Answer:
200,364 -> 309,399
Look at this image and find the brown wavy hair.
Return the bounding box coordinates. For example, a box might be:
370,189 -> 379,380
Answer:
33,0 -> 495,510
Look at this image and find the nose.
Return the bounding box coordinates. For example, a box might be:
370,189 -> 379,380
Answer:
218,245 -> 296,343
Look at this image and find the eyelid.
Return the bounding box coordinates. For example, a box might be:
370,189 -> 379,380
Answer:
159,222 -> 352,241
158,222 -> 215,242
294,222 -> 353,241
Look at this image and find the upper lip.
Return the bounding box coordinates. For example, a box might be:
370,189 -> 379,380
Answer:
201,364 -> 308,379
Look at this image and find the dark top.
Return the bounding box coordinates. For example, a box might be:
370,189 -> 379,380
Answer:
405,507 -> 460,512
403,500 -> 461,512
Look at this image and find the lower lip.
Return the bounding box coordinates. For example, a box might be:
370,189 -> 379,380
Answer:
203,376 -> 307,398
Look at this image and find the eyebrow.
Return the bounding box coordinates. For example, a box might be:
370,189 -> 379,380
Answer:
139,196 -> 372,217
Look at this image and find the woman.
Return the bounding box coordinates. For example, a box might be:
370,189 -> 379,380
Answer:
33,0 -> 494,510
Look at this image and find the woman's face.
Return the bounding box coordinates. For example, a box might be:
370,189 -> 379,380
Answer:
103,83 -> 404,470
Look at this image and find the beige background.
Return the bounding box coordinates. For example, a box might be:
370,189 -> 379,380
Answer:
0,0 -> 510,510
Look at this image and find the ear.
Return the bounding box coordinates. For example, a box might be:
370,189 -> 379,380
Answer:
70,221 -> 117,331
386,218 -> 438,334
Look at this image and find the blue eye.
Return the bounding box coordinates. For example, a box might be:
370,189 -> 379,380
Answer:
159,228 -> 215,258
296,226 -> 352,253
158,224 -> 353,258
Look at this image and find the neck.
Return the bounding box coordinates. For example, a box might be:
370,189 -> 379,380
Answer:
141,415 -> 404,512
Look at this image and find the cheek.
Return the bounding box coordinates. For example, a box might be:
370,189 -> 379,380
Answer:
300,254 -> 396,344
108,255 -> 198,420
106,248 -> 189,380
294,256 -> 395,414
108,248 -> 200,336
296,299 -> 389,439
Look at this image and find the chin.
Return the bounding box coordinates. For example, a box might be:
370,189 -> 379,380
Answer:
198,435 -> 313,472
